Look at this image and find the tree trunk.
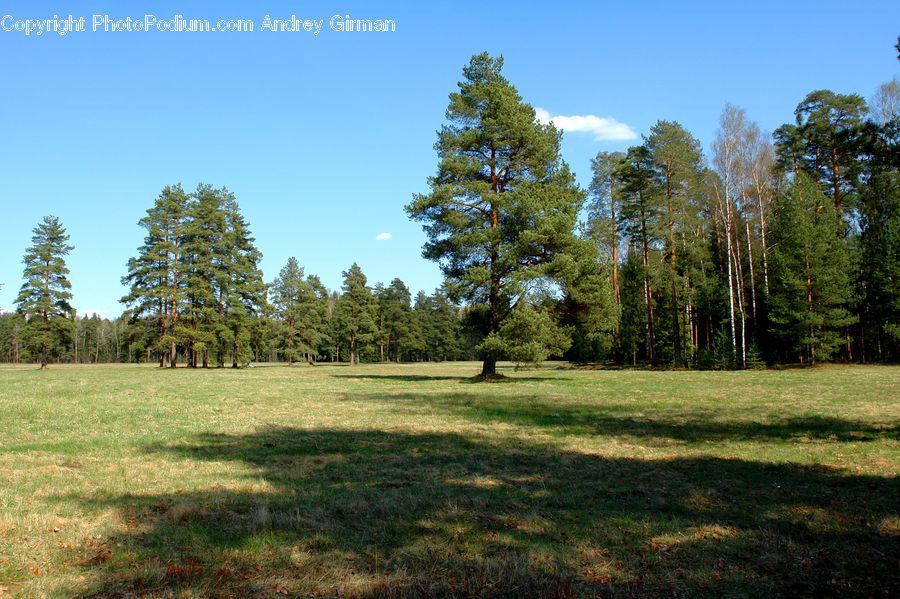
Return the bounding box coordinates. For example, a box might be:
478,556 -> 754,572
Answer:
640,208 -> 656,366
732,234 -> 747,367
481,355 -> 497,377
746,221 -> 757,340
723,195 -> 737,363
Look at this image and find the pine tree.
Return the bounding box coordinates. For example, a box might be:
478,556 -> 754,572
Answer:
270,258 -> 327,365
271,257 -> 307,365
303,274 -> 330,362
121,184 -> 189,367
615,144 -> 663,365
774,90 -> 867,215
587,151 -> 626,306
381,278 -> 413,361
16,215 -> 75,368
645,120 -> 704,366
336,263 -> 377,365
406,53 -> 585,376
219,195 -> 266,367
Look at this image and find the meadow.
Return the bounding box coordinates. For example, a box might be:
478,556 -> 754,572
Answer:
0,362 -> 898,598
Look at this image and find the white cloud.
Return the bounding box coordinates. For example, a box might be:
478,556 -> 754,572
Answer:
535,107 -> 638,141
375,232 -> 392,241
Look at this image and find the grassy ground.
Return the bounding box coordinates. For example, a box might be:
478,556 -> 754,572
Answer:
0,362 -> 898,598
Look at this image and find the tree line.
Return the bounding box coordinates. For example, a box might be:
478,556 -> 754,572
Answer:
2,51 -> 898,370
0,190 -> 472,366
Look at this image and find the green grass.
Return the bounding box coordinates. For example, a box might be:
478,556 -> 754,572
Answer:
0,362 -> 898,598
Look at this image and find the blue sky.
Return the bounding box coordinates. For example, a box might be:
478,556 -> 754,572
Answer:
1,0 -> 898,317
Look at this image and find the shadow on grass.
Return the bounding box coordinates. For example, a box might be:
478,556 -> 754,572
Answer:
331,373 -> 557,383
331,373 -> 467,382
368,392 -> 900,443
60,427 -> 899,598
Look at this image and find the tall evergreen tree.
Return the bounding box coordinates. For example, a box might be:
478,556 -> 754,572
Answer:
769,176 -> 856,363
774,90 -> 867,215
587,150 -> 626,306
406,53 -> 585,376
336,263 -> 377,365
646,120 -> 704,366
270,257 -> 307,365
218,195 -> 267,367
615,144 -> 663,365
380,278 -> 413,361
121,184 -> 189,367
16,215 -> 75,368
857,102 -> 900,359
178,184 -> 226,367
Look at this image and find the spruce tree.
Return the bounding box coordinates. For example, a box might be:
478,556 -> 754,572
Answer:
16,215 -> 75,368
769,176 -> 856,363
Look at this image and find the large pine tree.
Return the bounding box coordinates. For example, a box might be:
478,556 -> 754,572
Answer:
16,215 -> 75,368
406,52 -> 585,376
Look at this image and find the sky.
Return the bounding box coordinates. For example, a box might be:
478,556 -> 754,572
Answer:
1,0 -> 898,318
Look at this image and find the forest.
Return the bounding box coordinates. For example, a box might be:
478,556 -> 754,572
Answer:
2,52 -> 899,371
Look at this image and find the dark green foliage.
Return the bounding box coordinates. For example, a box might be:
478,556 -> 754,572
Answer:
0,312 -> 28,363
557,242 -> 618,364
121,184 -> 189,367
122,184 -> 265,368
408,286 -> 469,362
270,258 -> 329,365
774,90 -> 867,215
857,116 -> 900,359
336,263 -> 377,365
15,215 -> 75,366
768,177 -> 856,363
270,257 -> 308,365
376,279 -> 414,361
406,53 -> 587,376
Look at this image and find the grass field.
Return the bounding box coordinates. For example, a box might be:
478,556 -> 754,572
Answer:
0,362 -> 898,598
